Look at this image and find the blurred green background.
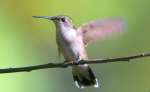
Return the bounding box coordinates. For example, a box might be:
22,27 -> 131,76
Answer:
0,0 -> 150,92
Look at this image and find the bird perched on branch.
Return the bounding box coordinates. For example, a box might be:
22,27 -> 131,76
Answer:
33,15 -> 125,88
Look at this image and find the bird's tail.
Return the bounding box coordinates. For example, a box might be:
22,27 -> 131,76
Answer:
72,64 -> 99,88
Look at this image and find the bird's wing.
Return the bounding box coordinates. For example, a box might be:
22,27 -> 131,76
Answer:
57,46 -> 62,59
56,39 -> 63,59
77,18 -> 126,45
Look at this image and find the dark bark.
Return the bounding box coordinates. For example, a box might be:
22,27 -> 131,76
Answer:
0,53 -> 149,74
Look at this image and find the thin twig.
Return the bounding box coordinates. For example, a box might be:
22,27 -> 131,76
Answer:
0,52 -> 150,74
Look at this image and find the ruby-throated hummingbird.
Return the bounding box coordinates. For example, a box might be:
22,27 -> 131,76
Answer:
32,15 -> 125,88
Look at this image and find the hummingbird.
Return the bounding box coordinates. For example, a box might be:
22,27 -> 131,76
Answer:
32,15 -> 125,88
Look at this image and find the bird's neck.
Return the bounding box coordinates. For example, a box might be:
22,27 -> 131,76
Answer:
55,22 -> 74,34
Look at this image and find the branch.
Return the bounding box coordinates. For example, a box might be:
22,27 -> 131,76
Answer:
0,52 -> 150,74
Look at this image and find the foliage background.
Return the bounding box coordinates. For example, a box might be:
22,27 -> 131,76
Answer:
0,0 -> 150,92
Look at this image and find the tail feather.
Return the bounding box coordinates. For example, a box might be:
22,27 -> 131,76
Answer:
72,64 -> 99,88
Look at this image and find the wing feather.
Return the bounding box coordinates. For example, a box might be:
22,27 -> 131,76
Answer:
77,18 -> 126,45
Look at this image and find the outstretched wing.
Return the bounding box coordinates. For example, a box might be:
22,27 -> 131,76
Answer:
77,18 -> 126,45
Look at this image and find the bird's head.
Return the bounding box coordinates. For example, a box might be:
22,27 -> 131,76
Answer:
32,15 -> 73,27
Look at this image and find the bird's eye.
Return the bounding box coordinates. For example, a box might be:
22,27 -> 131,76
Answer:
61,18 -> 66,22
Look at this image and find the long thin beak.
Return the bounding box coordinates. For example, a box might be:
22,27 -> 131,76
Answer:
32,16 -> 55,20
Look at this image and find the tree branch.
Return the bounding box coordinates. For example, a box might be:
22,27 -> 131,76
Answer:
0,52 -> 150,74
